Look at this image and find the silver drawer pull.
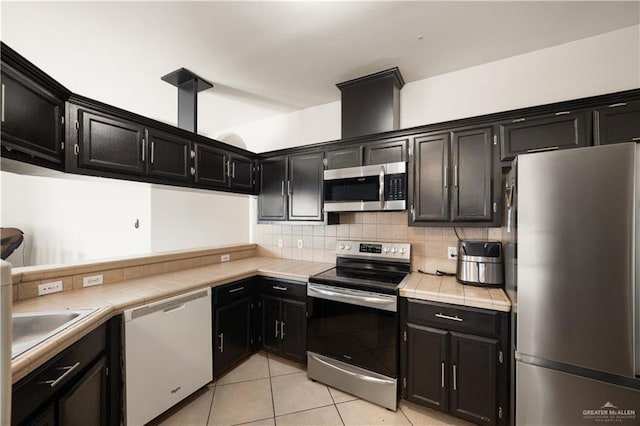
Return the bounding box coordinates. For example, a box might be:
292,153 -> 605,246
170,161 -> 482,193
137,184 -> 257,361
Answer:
632,137 -> 640,141
39,362 -> 80,388
228,287 -> 245,293
526,146 -> 559,153
272,286 -> 288,291
608,102 -> 627,108
554,111 -> 571,116
435,313 -> 463,322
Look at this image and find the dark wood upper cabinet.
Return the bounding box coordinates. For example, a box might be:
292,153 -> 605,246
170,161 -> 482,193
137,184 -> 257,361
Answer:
410,127 -> 498,226
77,108 -> 145,175
146,128 -> 191,182
412,133 -> 450,222
194,144 -> 228,188
364,137 -> 408,165
1,64 -> 65,164
288,152 -> 323,221
594,101 -> 640,145
228,153 -> 255,192
451,127 -> 493,222
325,145 -> 362,169
499,110 -> 590,161
258,156 -> 287,221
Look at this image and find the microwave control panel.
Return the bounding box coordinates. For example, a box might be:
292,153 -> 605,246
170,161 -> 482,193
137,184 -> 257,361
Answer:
384,174 -> 406,201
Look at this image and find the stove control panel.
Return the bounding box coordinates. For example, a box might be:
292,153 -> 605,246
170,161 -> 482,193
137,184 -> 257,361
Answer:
336,240 -> 411,261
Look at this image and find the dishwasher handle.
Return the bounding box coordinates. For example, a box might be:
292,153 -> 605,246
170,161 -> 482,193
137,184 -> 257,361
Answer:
126,289 -> 210,321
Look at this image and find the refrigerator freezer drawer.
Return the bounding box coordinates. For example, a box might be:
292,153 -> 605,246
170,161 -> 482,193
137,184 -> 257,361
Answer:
517,361 -> 640,425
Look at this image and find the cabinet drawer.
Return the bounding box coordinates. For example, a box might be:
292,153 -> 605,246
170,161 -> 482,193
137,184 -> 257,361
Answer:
12,324 -> 107,426
260,277 -> 307,301
213,278 -> 254,306
406,299 -> 500,338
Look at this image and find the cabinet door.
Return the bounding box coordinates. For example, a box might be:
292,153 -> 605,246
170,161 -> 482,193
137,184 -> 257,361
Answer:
364,137 -> 408,165
406,323 -> 448,411
194,144 -> 227,188
261,295 -> 281,353
214,296 -> 252,378
58,356 -> 108,426
594,101 -> 640,145
450,333 -> 498,426
0,64 -> 64,164
229,153 -> 255,192
146,128 -> 191,182
258,157 -> 287,221
411,133 -> 450,223
78,109 -> 145,175
499,110 -> 589,161
325,145 -> 362,169
451,127 -> 493,222
288,152 -> 324,221
280,299 -> 307,364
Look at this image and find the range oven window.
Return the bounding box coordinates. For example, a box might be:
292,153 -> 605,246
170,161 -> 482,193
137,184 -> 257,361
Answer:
307,296 -> 397,378
324,176 -> 380,202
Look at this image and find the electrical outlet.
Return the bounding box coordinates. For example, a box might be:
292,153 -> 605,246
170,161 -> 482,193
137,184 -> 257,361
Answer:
83,274 -> 103,287
38,280 -> 63,296
278,238 -> 283,248
447,246 -> 458,260
220,254 -> 230,262
297,239 -> 303,249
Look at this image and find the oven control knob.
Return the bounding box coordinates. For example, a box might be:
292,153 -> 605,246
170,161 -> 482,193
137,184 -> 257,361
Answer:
383,246 -> 390,253
399,247 -> 406,254
391,246 -> 398,253
345,244 -> 351,250
339,244 -> 345,250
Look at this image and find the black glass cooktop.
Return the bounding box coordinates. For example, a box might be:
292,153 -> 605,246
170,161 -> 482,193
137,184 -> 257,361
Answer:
309,266 -> 407,295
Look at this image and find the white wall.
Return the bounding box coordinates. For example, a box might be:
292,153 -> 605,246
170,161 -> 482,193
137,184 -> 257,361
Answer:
149,185 -> 251,252
0,170 -> 151,266
227,25 -> 640,153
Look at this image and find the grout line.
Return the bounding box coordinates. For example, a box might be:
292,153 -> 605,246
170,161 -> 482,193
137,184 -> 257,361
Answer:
396,401 -> 414,426
267,352 -> 277,425
216,375 -> 271,387
274,402 -> 336,419
232,416 -> 275,426
206,384 -> 216,425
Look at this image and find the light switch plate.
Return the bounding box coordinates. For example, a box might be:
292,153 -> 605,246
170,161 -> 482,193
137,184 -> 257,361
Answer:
38,280 -> 63,296
83,274 -> 103,287
297,239 -> 303,249
221,254 -> 230,262
447,246 -> 458,260
278,238 -> 283,248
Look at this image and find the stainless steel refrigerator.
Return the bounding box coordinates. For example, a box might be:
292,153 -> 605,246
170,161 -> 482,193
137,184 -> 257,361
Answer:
504,142 -> 640,425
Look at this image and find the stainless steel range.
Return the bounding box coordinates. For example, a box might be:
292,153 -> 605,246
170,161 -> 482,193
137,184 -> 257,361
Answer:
307,240 -> 411,410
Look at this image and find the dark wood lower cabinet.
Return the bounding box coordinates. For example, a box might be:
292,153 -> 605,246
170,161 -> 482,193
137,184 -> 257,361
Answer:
213,296 -> 253,378
58,356 -> 108,426
401,298 -> 509,426
279,299 -> 307,363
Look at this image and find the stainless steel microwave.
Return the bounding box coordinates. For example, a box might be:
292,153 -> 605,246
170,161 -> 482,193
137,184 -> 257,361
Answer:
323,162 -> 407,212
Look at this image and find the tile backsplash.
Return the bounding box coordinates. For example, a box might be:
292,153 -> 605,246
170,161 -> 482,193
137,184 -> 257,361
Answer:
254,212 -> 501,272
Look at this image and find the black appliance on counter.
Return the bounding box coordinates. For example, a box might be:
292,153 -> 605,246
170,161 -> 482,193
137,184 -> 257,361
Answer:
307,240 -> 411,410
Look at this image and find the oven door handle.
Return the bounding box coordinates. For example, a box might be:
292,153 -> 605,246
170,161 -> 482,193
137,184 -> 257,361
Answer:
308,352 -> 395,385
308,285 -> 397,312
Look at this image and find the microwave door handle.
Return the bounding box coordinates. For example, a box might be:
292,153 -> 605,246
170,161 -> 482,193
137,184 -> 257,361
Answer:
379,166 -> 385,210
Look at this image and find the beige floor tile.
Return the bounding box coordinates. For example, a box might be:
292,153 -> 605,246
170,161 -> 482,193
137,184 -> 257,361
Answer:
151,386 -> 214,426
336,399 -> 411,426
216,352 -> 270,385
238,418 -> 276,426
275,405 -> 343,426
271,372 -> 334,416
399,400 -> 474,425
328,386 -> 358,404
208,378 -> 273,425
268,353 -> 305,376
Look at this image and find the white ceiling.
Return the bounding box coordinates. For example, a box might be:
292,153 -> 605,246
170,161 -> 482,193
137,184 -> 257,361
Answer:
2,1 -> 639,114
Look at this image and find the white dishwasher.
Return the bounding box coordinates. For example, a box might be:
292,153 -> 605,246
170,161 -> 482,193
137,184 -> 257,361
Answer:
124,288 -> 212,426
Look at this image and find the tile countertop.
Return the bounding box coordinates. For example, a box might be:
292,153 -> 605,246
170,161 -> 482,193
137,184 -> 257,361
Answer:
11,257 -> 334,384
399,273 -> 511,312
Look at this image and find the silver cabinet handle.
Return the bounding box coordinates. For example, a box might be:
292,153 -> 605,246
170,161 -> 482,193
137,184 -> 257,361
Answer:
287,180 -> 291,196
281,321 -> 285,339
141,138 -> 145,162
1,83 -> 5,122
435,313 -> 463,322
453,364 -> 457,391
218,333 -> 224,352
74,144 -> 79,156
554,111 -> 571,116
511,118 -> 525,123
609,102 -> 627,108
272,285 -> 288,291
453,165 -> 458,188
441,362 -> 445,388
379,165 -> 385,209
632,137 -> 640,141
190,167 -> 196,176
39,362 -> 80,388
231,162 -> 236,178
229,286 -> 244,293
281,181 -> 285,197
443,165 -> 448,188
190,150 -> 196,159
275,320 -> 279,338
225,160 -> 230,177
150,141 -> 155,164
